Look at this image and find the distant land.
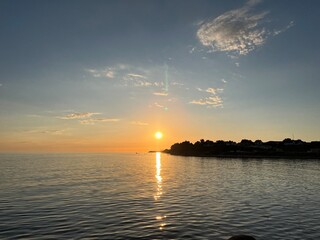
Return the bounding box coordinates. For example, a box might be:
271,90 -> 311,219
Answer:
162,139 -> 320,159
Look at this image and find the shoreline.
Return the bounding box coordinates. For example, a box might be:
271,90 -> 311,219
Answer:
165,152 -> 320,160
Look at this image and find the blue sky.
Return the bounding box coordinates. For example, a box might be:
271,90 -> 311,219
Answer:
1,0 -> 320,152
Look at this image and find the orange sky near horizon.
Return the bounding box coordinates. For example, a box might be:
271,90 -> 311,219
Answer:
1,105 -> 319,153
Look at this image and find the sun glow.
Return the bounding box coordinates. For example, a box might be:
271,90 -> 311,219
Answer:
155,131 -> 163,139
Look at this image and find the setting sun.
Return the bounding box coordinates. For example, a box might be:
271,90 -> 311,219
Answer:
155,131 -> 163,139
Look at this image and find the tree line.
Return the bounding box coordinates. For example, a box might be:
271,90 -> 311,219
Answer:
163,139 -> 320,158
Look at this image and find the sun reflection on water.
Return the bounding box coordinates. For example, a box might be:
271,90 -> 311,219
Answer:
154,152 -> 163,200
154,152 -> 166,230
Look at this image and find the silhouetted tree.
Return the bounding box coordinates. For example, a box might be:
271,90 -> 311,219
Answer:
166,138 -> 319,158
240,139 -> 253,145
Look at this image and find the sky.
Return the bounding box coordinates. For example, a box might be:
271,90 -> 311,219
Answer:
1,0 -> 320,152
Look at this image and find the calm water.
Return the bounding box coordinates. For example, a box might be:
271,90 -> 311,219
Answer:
0,153 -> 320,240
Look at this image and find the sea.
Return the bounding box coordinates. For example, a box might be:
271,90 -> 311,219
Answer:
0,152 -> 319,240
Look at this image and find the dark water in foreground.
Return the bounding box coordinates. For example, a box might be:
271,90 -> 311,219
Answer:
0,153 -> 320,240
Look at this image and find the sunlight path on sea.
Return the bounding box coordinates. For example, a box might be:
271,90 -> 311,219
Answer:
154,152 -> 167,231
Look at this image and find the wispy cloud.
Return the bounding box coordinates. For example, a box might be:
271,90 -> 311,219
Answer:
39,129 -> 66,135
135,80 -> 153,87
86,65 -> 157,89
126,73 -> 146,79
192,86 -> 224,108
196,87 -> 223,95
189,46 -> 196,54
27,114 -> 43,118
154,82 -> 163,87
171,82 -> 184,87
86,64 -> 186,103
273,21 -> 294,36
130,121 -> 149,126
80,118 -> 120,125
154,102 -> 164,108
26,129 -> 67,135
58,111 -> 120,125
190,96 -> 223,108
105,70 -> 115,78
59,112 -> 100,119
123,73 -> 154,87
197,0 -> 293,56
125,78 -> 152,87
86,68 -> 115,78
153,92 -> 168,96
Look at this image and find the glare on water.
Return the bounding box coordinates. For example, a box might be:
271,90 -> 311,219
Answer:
154,152 -> 166,230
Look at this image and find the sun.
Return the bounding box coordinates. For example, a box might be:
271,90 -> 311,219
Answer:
155,131 -> 163,139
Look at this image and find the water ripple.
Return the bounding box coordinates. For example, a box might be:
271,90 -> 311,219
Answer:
0,153 -> 320,239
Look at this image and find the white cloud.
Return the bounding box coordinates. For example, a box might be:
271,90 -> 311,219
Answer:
86,68 -> 115,78
154,102 -> 164,108
153,92 -> 168,96
80,118 -> 120,125
167,98 -> 177,103
154,82 -> 163,87
190,96 -> 223,108
189,47 -> 196,54
86,68 -> 101,77
123,73 -> 154,87
273,21 -> 294,36
124,74 -> 151,87
134,80 -> 153,87
196,87 -> 223,95
87,65 -> 147,81
59,112 -> 100,119
105,70 -> 115,78
193,86 -> 224,108
127,73 -> 146,79
221,79 -> 227,83
87,65 -> 158,89
171,82 -> 184,86
206,88 -> 217,94
86,64 -> 185,98
0,83 -> 2,87
40,130 -> 66,135
130,121 -> 149,126
26,129 -> 67,135
197,0 -> 293,56
58,111 -> 119,125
